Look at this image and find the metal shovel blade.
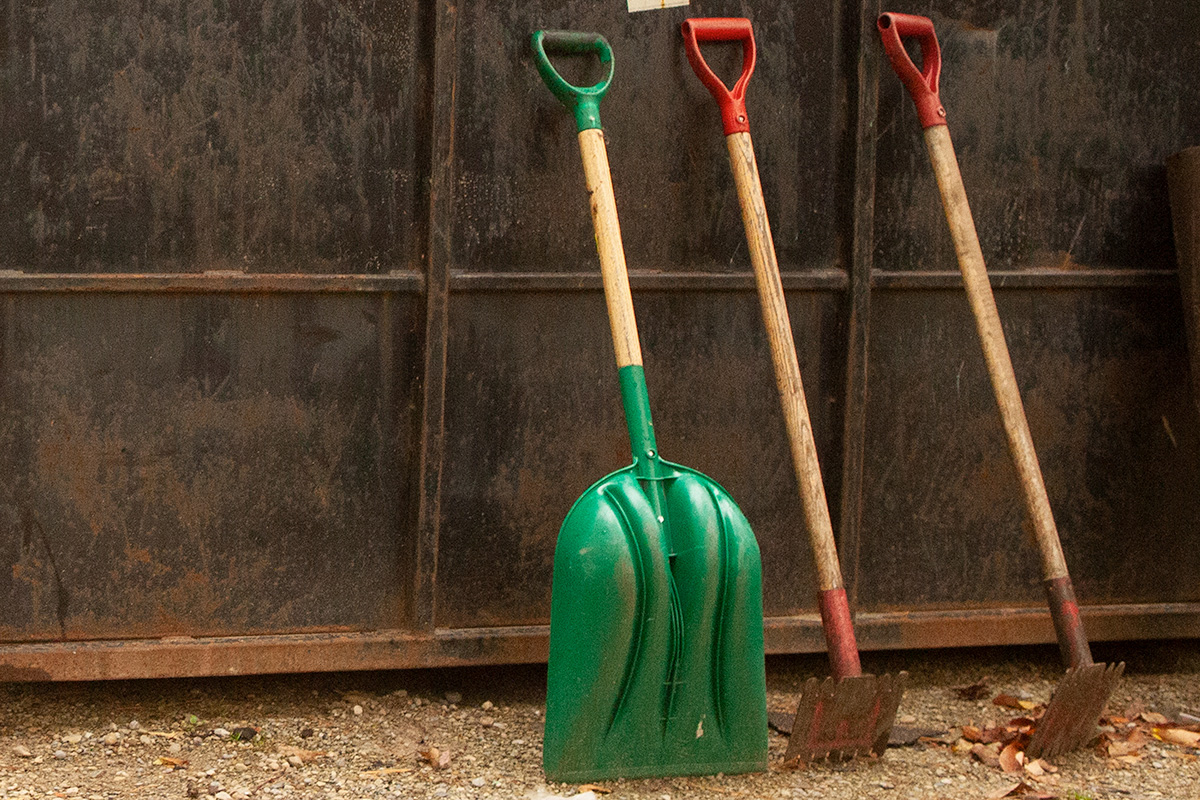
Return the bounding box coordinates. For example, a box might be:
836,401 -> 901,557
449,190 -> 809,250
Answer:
784,672 -> 908,763
1025,661 -> 1124,759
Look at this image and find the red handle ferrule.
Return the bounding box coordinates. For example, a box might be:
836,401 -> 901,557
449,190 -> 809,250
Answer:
681,17 -> 756,135
877,12 -> 946,128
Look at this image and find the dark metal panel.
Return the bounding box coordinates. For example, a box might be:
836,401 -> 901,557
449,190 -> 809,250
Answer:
873,0 -> 1200,272
435,289 -> 847,628
448,0 -> 845,273
0,0 -> 428,273
858,285 -> 1200,611
0,292 -> 424,641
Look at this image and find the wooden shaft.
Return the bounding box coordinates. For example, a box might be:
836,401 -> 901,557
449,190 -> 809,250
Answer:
727,131 -> 844,592
578,128 -> 642,370
923,125 -> 1069,581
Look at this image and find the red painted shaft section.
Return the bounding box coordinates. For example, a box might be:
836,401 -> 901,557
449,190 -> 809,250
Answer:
818,588 -> 863,679
1044,576 -> 1095,669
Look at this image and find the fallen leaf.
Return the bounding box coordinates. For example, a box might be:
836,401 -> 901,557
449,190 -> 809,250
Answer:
1106,740 -> 1144,757
981,726 -> 1016,745
276,746 -> 326,763
985,780 -> 1042,799
417,746 -> 451,769
1167,750 -> 1199,761
146,731 -> 182,740
1153,727 -> 1200,747
955,678 -> 992,701
971,742 -> 1001,768
1140,711 -> 1171,725
998,740 -> 1024,774
1024,759 -> 1044,776
153,756 -> 187,768
993,694 -> 1027,710
361,767 -> 412,776
1032,758 -> 1057,773
961,724 -> 983,742
577,785 -> 610,794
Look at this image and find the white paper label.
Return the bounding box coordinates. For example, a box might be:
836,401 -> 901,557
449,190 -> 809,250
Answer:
627,0 -> 688,11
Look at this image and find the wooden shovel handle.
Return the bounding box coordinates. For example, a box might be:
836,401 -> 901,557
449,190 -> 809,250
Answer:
727,131 -> 861,678
578,129 -> 642,371
922,126 -> 1069,582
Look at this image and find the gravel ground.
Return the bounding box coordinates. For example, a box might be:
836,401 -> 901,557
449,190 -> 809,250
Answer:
1,640 -> 1198,799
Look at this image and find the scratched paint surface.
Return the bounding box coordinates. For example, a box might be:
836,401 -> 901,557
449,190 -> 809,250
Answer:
859,288 -> 1200,610
0,293 -> 423,641
451,0 -> 844,273
874,0 -> 1200,271
0,0 -> 426,273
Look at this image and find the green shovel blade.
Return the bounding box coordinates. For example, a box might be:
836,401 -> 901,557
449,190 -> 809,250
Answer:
543,458 -> 768,781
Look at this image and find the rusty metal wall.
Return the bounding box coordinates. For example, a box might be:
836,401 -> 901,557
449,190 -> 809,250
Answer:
1,0 -> 1198,681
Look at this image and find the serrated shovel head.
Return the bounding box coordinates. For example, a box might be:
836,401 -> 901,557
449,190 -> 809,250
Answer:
1025,661 -> 1124,759
783,672 -> 908,764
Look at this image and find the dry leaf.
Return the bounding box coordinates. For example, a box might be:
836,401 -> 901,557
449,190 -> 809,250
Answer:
276,746 -> 326,763
153,756 -> 187,768
998,740 -> 1024,773
1153,727 -> 1200,747
1024,759 -> 1044,777
961,724 -> 983,742
972,742 -> 1001,768
146,731 -> 182,740
577,785 -> 611,794
1032,758 -> 1057,773
1140,711 -> 1171,725
993,694 -> 1027,710
1106,740 -> 1144,757
985,780 -> 1048,799
361,767 -> 412,777
954,678 -> 992,701
417,746 -> 451,769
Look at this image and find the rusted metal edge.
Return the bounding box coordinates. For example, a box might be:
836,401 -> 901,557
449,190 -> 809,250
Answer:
871,268 -> 1177,290
1,603 -> 1196,682
448,269 -> 849,292
0,272 -> 426,293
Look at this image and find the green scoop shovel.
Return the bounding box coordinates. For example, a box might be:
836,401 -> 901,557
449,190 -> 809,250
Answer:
532,30 -> 768,782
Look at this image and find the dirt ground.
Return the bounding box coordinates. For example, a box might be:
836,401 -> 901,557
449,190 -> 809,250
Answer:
1,640 -> 1198,800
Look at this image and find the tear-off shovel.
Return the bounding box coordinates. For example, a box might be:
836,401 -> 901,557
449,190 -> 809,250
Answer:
682,17 -> 907,764
532,31 -> 768,782
877,12 -> 1123,759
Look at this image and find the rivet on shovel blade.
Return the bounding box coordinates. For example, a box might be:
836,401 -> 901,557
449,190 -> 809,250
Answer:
784,672 -> 908,764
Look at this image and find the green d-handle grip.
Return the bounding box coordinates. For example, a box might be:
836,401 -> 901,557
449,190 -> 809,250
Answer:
877,12 -> 946,128
531,30 -> 614,132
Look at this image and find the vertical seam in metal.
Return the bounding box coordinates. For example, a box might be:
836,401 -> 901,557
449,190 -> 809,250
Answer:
413,0 -> 458,633
837,0 -> 882,612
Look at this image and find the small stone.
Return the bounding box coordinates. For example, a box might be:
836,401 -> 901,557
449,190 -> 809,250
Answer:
471,777 -> 486,787
54,749 -> 68,759
481,701 -> 494,711
445,691 -> 462,704
898,715 -> 917,724
213,728 -> 231,738
214,792 -> 233,800
128,720 -> 141,730
266,760 -> 281,770
64,789 -> 79,796
139,734 -> 153,745
13,744 -> 32,758
480,716 -> 494,727
186,783 -> 202,798
169,742 -> 182,753
353,705 -> 363,716
63,733 -> 83,744
103,733 -> 120,746
287,755 -> 304,768
208,781 -> 222,794
433,787 -> 449,798
878,781 -> 895,789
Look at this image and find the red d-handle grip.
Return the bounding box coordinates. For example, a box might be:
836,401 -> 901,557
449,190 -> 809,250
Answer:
681,17 -> 756,135
877,12 -> 946,128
